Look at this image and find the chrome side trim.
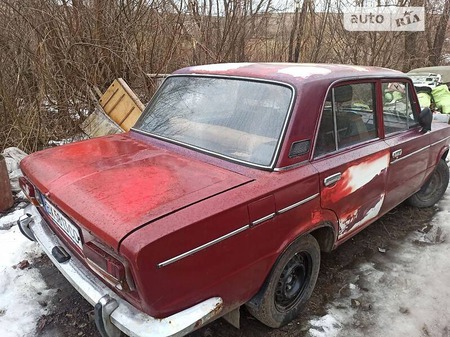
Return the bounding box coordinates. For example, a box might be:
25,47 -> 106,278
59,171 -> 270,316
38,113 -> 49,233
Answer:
431,136 -> 450,147
391,145 -> 429,164
274,160 -> 308,172
159,192 -> 320,268
277,193 -> 319,214
251,213 -> 276,226
158,224 -> 250,268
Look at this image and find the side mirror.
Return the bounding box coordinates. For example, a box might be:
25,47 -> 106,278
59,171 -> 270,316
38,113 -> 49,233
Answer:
418,107 -> 432,133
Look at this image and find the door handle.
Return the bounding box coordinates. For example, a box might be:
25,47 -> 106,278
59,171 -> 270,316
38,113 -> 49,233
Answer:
392,149 -> 402,159
324,173 -> 342,186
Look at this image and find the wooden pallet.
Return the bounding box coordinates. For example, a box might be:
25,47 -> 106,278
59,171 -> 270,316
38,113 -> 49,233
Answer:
81,78 -> 145,138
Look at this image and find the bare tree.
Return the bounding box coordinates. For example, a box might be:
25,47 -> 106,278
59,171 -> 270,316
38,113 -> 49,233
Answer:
428,0 -> 450,65
0,0 -> 449,153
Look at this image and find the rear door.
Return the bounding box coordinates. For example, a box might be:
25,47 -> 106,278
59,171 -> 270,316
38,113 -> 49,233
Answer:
380,80 -> 431,212
312,81 -> 390,240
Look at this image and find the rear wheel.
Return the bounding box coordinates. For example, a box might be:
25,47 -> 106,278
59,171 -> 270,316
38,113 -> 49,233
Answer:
246,234 -> 320,328
407,159 -> 449,208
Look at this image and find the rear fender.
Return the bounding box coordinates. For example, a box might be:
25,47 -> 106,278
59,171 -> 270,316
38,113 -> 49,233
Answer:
439,147 -> 449,162
246,221 -> 336,310
422,147 -> 449,191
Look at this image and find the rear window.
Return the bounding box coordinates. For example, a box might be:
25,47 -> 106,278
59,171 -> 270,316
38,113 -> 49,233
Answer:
135,76 -> 293,167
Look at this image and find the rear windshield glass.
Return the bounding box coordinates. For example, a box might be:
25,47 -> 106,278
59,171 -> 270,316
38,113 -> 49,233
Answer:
134,76 -> 292,167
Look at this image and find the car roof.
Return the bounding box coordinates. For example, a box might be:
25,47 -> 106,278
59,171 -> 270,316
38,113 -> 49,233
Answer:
408,66 -> 450,83
173,63 -> 406,87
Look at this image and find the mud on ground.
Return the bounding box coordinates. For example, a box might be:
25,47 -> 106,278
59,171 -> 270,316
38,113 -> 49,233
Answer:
32,203 -> 436,337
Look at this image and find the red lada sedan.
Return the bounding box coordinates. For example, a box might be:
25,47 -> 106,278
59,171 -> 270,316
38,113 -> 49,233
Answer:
18,63 -> 450,337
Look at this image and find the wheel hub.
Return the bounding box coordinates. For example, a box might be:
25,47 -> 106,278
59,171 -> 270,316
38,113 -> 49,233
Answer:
275,253 -> 310,311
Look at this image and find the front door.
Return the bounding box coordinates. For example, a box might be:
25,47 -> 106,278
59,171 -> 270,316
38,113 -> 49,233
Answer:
380,80 -> 430,212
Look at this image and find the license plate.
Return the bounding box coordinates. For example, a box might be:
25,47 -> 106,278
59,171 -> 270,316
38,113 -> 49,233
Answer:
41,196 -> 83,249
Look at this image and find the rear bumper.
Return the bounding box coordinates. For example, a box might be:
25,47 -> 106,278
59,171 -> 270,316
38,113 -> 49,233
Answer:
18,205 -> 223,337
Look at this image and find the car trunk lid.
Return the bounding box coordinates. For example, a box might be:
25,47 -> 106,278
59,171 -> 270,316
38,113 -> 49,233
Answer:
21,134 -> 252,249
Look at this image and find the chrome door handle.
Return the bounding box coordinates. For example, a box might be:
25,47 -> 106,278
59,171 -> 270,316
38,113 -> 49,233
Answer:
392,149 -> 402,159
324,173 -> 342,186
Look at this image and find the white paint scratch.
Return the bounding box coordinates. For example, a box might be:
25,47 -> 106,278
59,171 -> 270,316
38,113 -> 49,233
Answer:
352,194 -> 385,232
346,153 -> 390,193
343,65 -> 370,72
277,66 -> 331,78
191,63 -> 253,72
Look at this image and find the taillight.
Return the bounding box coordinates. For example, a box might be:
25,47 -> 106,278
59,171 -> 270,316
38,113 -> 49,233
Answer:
19,177 -> 40,206
83,241 -> 130,290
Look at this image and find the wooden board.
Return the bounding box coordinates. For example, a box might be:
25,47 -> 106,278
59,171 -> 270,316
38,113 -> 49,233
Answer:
80,101 -> 124,138
98,78 -> 145,131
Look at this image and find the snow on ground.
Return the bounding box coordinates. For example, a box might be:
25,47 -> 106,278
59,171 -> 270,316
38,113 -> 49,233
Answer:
1,190 -> 450,337
0,206 -> 53,337
308,189 -> 450,337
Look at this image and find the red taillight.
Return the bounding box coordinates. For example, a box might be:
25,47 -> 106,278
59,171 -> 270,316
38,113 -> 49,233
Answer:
83,242 -> 127,288
19,177 -> 40,206
106,257 -> 126,281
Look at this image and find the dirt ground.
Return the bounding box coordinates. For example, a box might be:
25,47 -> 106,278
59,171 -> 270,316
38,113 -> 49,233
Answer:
32,203 -> 436,337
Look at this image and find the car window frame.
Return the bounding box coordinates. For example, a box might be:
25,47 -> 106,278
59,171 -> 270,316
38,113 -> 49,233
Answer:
380,79 -> 420,137
313,79 -> 380,159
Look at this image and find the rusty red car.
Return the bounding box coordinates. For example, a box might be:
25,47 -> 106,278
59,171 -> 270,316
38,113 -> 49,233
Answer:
18,63 -> 450,337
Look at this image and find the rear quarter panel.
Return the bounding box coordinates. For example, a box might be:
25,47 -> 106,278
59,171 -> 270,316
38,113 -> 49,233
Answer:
119,164 -> 338,318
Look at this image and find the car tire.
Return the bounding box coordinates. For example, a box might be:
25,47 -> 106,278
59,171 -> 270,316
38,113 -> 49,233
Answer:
246,234 -> 320,328
407,159 -> 449,208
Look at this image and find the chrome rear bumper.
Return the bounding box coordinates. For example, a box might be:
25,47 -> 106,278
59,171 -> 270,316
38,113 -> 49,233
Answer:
18,205 -> 223,337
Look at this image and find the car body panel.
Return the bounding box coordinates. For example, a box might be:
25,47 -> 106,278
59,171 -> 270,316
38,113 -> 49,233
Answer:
313,142 -> 390,238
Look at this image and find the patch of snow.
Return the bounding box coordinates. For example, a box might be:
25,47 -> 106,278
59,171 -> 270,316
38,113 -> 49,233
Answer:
309,314 -> 342,337
0,208 -> 52,337
16,191 -> 25,200
47,133 -> 88,147
0,209 -> 24,230
309,188 -> 450,336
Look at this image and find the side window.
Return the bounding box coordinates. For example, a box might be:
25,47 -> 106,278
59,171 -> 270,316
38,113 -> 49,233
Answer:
382,82 -> 418,134
315,83 -> 378,157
